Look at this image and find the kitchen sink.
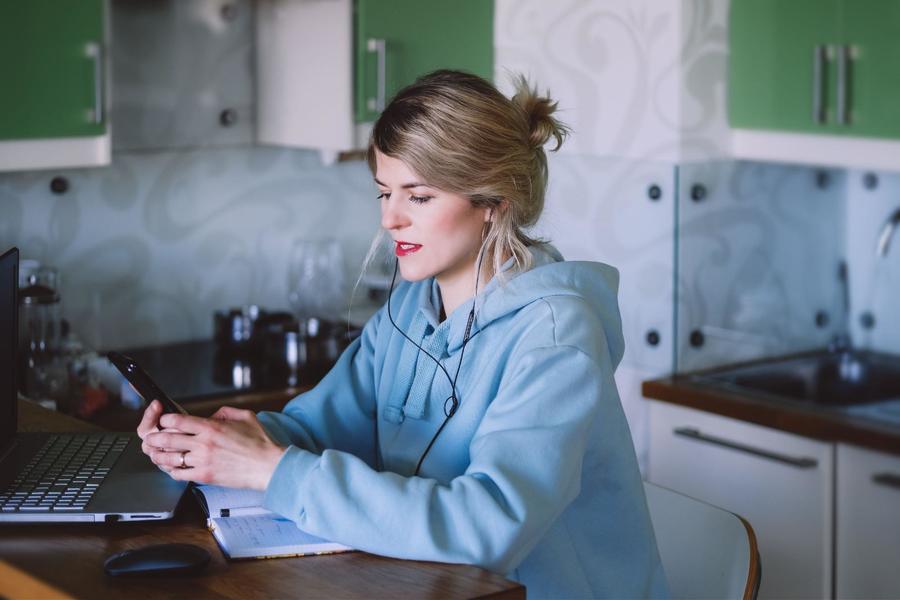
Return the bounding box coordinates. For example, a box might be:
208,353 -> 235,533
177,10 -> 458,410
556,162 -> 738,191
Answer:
693,350 -> 900,406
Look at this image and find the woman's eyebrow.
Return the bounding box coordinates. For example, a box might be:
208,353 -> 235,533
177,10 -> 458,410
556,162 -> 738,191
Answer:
373,177 -> 432,189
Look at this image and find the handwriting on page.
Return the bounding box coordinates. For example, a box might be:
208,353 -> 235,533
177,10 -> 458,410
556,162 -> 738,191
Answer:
217,515 -> 332,549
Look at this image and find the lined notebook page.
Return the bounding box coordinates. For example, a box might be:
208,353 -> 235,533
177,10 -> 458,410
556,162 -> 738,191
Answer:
195,485 -> 269,517
209,515 -> 353,559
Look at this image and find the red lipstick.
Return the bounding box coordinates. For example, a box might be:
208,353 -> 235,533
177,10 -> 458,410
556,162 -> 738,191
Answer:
395,241 -> 422,257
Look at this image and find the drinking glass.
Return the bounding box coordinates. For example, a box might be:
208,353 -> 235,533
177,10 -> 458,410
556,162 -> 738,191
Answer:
287,238 -> 345,321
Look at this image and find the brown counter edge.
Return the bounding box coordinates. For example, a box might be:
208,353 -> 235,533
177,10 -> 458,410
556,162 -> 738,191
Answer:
642,377 -> 900,456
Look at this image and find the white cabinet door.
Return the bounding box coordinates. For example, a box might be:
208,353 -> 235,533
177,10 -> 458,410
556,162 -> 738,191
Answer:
648,401 -> 833,599
836,443 -> 900,599
256,0 -> 356,152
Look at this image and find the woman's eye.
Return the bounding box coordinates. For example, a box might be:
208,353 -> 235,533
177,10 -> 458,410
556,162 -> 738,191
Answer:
409,195 -> 432,204
376,192 -> 389,200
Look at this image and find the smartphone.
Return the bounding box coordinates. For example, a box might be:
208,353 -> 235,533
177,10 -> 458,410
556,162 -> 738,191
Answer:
107,351 -> 189,416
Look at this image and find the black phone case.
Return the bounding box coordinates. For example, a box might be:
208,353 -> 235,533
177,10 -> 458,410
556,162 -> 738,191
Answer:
107,351 -> 189,415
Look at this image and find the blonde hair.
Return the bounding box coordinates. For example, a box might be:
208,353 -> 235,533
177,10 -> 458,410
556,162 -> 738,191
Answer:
365,69 -> 568,281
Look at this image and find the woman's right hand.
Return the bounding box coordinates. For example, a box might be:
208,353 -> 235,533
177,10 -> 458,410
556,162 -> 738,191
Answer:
137,399 -> 175,473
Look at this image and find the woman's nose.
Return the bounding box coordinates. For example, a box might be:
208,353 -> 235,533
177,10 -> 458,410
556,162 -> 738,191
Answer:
381,199 -> 409,230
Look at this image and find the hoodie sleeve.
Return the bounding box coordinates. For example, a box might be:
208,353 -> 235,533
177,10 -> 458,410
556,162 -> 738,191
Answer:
255,309 -> 381,466
261,343 -> 606,575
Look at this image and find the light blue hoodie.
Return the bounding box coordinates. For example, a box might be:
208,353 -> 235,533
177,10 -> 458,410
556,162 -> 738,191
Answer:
258,245 -> 668,598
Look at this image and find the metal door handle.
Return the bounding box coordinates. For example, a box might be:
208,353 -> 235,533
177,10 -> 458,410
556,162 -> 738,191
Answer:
812,44 -> 828,124
673,427 -> 819,469
367,38 -> 387,113
836,44 -> 853,125
873,472 -> 900,491
85,41 -> 103,125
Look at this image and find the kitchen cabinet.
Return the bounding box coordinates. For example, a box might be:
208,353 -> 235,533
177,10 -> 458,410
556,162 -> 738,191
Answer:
353,0 -> 494,123
648,400 -> 833,599
729,0 -> 842,135
729,0 -> 900,170
840,0 -> 900,139
257,0 -> 493,153
730,0 -> 900,139
836,443 -> 900,599
0,0 -> 110,171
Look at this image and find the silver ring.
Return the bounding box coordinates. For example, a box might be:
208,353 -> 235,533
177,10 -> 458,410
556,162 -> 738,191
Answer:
179,451 -> 187,469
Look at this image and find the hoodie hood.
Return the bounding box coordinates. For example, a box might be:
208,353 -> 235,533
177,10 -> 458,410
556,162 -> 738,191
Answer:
382,243 -> 625,423
443,244 -> 625,367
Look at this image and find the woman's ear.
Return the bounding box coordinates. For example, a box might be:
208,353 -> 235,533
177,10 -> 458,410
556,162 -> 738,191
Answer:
483,200 -> 508,223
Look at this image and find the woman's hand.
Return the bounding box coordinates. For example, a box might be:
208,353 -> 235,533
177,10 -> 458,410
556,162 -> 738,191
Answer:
137,400 -> 178,475
142,405 -> 287,490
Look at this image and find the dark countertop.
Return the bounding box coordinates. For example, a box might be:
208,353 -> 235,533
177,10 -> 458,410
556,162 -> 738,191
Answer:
86,339 -> 334,431
118,339 -> 332,403
643,374 -> 900,456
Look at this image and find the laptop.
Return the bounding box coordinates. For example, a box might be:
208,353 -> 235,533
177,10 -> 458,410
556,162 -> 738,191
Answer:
0,247 -> 187,522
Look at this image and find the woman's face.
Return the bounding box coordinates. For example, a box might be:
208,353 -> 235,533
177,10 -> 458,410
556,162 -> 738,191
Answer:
375,150 -> 490,287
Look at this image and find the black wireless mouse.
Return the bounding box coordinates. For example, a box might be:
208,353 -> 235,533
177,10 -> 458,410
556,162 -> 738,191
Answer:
104,543 -> 210,577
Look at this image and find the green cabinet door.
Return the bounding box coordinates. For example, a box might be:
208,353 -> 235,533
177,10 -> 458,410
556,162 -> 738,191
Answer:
729,0 -> 841,134
354,0 -> 493,123
840,0 -> 900,139
0,0 -> 105,140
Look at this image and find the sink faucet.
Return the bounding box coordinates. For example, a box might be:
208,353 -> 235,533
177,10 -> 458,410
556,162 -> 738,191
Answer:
829,260 -> 851,353
876,208 -> 900,256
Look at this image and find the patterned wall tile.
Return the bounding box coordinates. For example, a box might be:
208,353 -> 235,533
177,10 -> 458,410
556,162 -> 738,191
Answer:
495,0 -> 731,162
0,147 -> 380,350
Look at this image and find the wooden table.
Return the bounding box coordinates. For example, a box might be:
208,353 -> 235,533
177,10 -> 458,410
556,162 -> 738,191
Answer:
1,400 -> 526,599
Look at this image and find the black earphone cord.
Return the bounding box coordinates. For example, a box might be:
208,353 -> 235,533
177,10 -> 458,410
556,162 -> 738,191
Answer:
380,249 -> 483,477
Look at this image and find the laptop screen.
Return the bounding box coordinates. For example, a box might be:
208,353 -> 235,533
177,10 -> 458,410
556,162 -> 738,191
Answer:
0,247 -> 18,449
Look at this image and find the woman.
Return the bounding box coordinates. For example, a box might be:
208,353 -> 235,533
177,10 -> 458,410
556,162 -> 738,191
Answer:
139,70 -> 667,598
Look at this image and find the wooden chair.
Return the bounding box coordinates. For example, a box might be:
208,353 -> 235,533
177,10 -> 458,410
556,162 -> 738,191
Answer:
644,481 -> 761,600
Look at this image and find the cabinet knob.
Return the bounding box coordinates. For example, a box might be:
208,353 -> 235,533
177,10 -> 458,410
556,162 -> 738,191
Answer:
646,330 -> 660,346
860,312 -> 876,330
50,176 -> 69,195
689,329 -> 705,348
219,109 -> 238,127
690,184 -> 707,202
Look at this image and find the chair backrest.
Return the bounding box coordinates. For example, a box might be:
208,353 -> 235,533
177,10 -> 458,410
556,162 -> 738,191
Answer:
644,481 -> 761,600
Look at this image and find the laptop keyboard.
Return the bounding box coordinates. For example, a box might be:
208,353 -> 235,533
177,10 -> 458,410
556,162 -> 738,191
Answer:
0,433 -> 130,512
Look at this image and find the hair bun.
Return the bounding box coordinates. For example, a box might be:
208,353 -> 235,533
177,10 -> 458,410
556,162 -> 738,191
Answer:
511,75 -> 569,152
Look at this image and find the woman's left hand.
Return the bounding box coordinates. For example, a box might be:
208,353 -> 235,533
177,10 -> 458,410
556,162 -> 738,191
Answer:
144,407 -> 287,490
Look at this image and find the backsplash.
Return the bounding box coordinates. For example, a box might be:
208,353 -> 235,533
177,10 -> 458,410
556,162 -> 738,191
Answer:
676,161 -> 846,372
847,169 -> 900,355
0,147 -> 380,350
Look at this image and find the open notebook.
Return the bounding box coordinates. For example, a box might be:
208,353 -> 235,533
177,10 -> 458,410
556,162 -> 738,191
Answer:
193,485 -> 353,559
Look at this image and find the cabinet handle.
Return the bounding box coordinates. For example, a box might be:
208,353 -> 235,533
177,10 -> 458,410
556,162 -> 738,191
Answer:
673,427 -> 819,469
836,45 -> 852,125
366,38 -> 387,113
812,44 -> 828,124
85,42 -> 104,126
873,473 -> 900,491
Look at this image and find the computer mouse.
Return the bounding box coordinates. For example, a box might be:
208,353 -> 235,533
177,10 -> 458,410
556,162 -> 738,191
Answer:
104,542 -> 210,577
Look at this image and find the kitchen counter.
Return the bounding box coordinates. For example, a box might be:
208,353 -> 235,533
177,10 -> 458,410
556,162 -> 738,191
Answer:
87,339 -> 332,431
642,375 -> 900,456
